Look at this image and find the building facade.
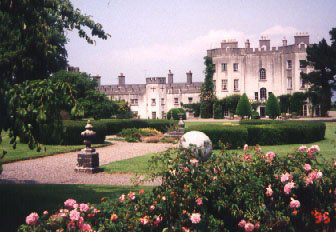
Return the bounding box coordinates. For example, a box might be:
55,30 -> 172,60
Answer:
98,33 -> 314,118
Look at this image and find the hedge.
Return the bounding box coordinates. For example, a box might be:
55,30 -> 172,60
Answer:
185,124 -> 248,149
20,119 -> 177,145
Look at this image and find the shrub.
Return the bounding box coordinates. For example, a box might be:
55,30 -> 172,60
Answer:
182,103 -> 201,117
278,94 -> 291,113
200,101 -> 213,118
266,93 -> 280,119
186,124 -> 247,149
236,93 -> 252,118
251,111 -> 260,119
224,94 -> 241,114
20,145 -> 336,232
213,101 -> 223,119
290,92 -> 307,115
167,108 -> 186,120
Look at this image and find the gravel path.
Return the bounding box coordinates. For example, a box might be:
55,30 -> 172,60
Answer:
0,141 -> 175,185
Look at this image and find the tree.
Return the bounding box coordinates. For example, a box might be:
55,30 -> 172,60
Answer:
266,93 -> 280,119
301,27 -> 336,116
290,92 -> 306,115
167,108 -> 186,120
236,94 -> 252,119
278,94 -> 291,113
200,56 -> 216,118
213,101 -> 223,119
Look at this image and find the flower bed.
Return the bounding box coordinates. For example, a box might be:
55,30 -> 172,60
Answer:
20,145 -> 336,231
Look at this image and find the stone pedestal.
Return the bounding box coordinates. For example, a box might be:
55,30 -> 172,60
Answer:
75,148 -> 102,174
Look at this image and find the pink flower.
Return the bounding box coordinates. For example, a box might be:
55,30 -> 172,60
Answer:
298,145 -> 307,152
80,223 -> 92,232
183,167 -> 190,172
154,216 -> 162,225
162,196 -> 166,201
289,198 -> 300,209
26,212 -> 39,225
190,159 -> 199,166
254,222 -> 260,229
79,204 -> 90,213
238,219 -> 246,228
243,154 -> 252,161
310,145 -> 320,153
73,204 -> 79,209
244,222 -> 255,232
195,197 -> 203,205
284,182 -> 295,194
303,164 -> 311,171
128,192 -> 136,200
265,152 -> 276,162
78,216 -> 84,226
69,210 -> 80,221
255,145 -> 261,152
244,144 -> 248,151
64,199 -> 77,208
140,216 -> 150,225
119,194 -> 126,202
280,172 -> 292,183
190,213 -> 201,224
150,205 -> 155,211
266,185 -> 273,197
304,176 -> 313,186
43,211 -> 48,215
316,171 -> 323,179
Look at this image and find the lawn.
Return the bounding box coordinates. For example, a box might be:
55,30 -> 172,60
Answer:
0,184 -> 153,232
102,122 -> 336,174
0,132 -> 108,164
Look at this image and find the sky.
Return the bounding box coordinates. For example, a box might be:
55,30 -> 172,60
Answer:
65,0 -> 336,85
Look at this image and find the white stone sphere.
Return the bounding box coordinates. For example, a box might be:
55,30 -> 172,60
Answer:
179,131 -> 213,161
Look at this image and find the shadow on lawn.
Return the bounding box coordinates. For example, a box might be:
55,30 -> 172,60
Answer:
0,183 -> 149,232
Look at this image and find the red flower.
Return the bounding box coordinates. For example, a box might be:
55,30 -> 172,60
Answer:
323,212 -> 330,224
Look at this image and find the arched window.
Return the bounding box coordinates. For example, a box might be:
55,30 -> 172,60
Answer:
260,88 -> 267,100
259,68 -> 266,80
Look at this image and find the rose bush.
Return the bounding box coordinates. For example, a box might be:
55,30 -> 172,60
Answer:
19,145 -> 336,231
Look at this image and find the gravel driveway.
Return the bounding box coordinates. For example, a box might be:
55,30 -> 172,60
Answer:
0,141 -> 175,185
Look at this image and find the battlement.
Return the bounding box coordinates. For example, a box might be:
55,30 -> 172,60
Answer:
146,77 -> 166,84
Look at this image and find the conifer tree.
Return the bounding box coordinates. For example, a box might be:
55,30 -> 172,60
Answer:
266,93 -> 280,119
200,56 -> 216,118
236,93 -> 252,119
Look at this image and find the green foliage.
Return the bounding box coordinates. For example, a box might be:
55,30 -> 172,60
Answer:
236,93 -> 252,118
186,124 -> 248,149
182,103 -> 200,117
223,94 -> 241,114
278,94 -> 291,113
20,146 -> 336,231
213,101 -> 223,119
200,56 -> 215,118
290,92 -> 307,115
167,108 -> 186,120
200,101 -> 213,118
265,93 -> 280,119
118,128 -> 142,142
301,27 -> 336,116
115,101 -> 133,119
251,111 -> 260,119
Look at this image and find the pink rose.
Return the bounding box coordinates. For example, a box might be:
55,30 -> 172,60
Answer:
284,182 -> 295,194
150,205 -> 155,211
140,216 -> 150,225
119,194 -> 126,202
162,196 -> 166,201
254,222 -> 260,229
128,192 -> 136,200
280,172 -> 292,183
289,198 -> 300,209
316,171 -> 323,179
43,211 -> 48,215
183,167 -> 190,172
244,144 -> 248,151
245,222 -> 255,232
266,185 -> 273,197
190,213 -> 201,224
64,199 -> 77,208
243,154 -> 252,161
304,176 -> 313,186
265,152 -> 276,162
298,145 -> 307,152
190,159 -> 199,166
80,223 -> 92,232
26,212 -> 39,225
238,219 -> 246,228
69,210 -> 80,221
154,216 -> 162,225
195,197 -> 203,206
303,164 -> 311,171
79,204 -> 90,213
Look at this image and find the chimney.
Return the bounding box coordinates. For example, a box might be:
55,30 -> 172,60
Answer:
118,73 -> 125,86
294,32 -> 309,45
259,36 -> 270,50
245,39 -> 250,49
282,37 -> 287,46
168,70 -> 173,84
186,71 -> 192,84
93,75 -> 101,86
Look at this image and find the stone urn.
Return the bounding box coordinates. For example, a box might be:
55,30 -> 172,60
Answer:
179,131 -> 212,161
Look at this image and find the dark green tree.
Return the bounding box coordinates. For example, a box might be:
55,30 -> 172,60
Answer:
200,56 -> 215,118
213,101 -> 223,119
290,92 -> 307,115
167,108 -> 186,120
266,93 -> 280,119
301,27 -> 336,116
236,93 -> 252,119
278,94 -> 291,113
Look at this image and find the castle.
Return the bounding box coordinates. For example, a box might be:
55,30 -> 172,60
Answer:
97,33 -> 315,119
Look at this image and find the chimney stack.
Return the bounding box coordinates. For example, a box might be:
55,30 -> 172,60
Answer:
259,36 -> 270,50
245,39 -> 250,49
186,71 -> 192,85
118,73 -> 125,86
282,37 -> 287,46
168,70 -> 174,84
93,75 -> 101,86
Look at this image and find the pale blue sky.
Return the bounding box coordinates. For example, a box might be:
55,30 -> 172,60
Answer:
65,0 -> 336,85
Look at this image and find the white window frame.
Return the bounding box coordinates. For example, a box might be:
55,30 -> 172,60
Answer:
221,79 -> 228,91
221,63 -> 227,72
234,79 -> 239,91
233,63 -> 239,72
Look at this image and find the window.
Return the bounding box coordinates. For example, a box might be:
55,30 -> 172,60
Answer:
221,63 -> 227,72
300,60 -> 307,68
300,77 -> 305,89
213,64 -> 216,72
223,110 -> 229,116
213,79 -> 216,87
287,60 -> 292,69
161,98 -> 165,105
161,111 -> 166,119
259,68 -> 266,80
151,98 -> 156,106
174,98 -> 179,105
234,79 -> 239,91
221,79 -> 228,91
130,99 -> 138,106
287,77 -> 292,89
268,92 -> 273,97
188,97 -> 193,104
152,112 -> 156,119
233,63 -> 239,72
255,92 -> 258,100
260,88 -> 267,100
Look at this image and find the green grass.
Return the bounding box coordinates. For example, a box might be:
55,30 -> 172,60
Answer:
0,132 -> 108,164
102,122 -> 336,174
0,184 -> 153,232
